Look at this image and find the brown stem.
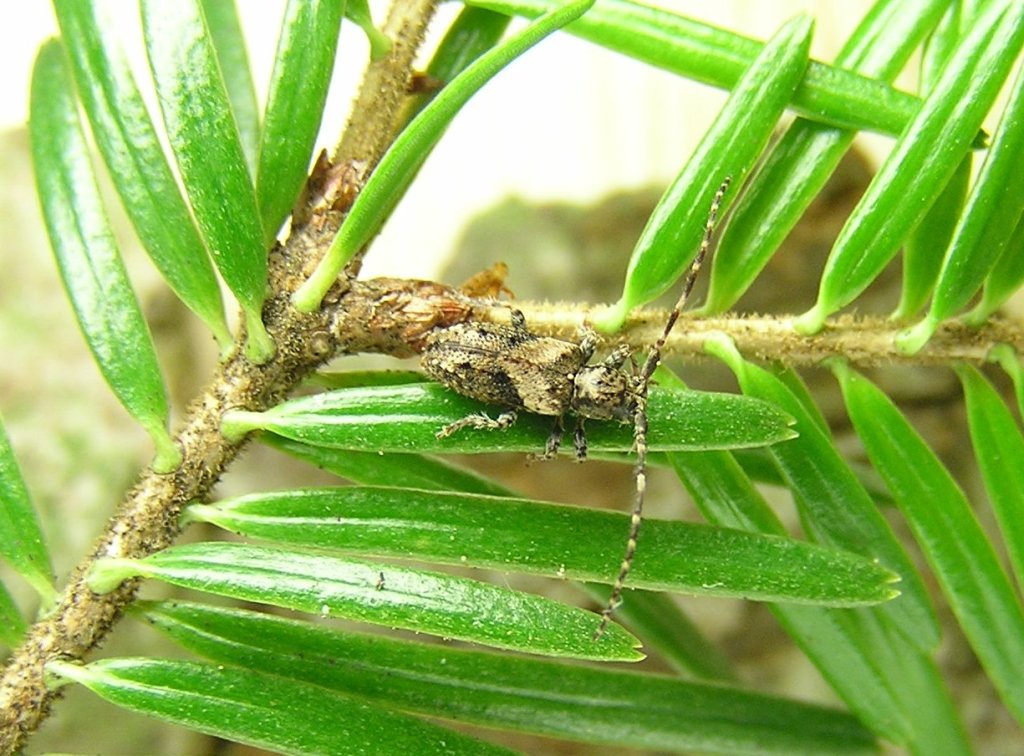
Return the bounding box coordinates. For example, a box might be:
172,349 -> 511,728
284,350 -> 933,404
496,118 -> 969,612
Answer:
333,0 -> 439,181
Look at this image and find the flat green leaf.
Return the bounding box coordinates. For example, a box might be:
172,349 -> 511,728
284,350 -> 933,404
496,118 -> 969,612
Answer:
263,433 -> 514,496
668,449 -> 902,737
200,0 -> 259,173
268,373 -> 526,496
256,0 -> 345,242
874,638 -> 971,755
140,601 -> 878,754
263,389 -> 743,681
731,448 -> 895,506
970,212 -> 1024,323
263,414 -> 744,679
797,2 -> 1024,333
0,580 -> 27,647
895,155 -> 972,321
917,1 -> 962,84
892,4 -> 972,321
292,0 -> 595,311
221,382 -> 795,453
704,335 -> 939,651
658,367 -> 933,743
772,364 -> 830,435
958,365 -> 1024,592
30,40 -> 179,471
595,14 -> 812,330
141,0 -> 272,362
187,486 -> 898,605
899,57 -> 1024,351
703,0 -> 948,315
599,588 -> 735,680
52,0 -> 230,348
0,415 -> 53,599
467,0 -> 927,137
835,363 -> 1024,727
668,447 -> 967,750
993,344 -> 1024,421
89,541 -> 641,660
46,658 -> 507,755
665,351 -> 969,754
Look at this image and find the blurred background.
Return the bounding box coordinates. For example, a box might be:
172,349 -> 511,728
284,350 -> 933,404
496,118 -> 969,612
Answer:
1,2 -> 888,281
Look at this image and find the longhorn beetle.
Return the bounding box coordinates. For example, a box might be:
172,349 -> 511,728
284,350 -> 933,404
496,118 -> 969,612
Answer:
422,179 -> 730,639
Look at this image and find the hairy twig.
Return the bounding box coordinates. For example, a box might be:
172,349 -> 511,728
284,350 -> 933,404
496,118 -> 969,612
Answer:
502,303 -> 1024,367
334,0 -> 439,182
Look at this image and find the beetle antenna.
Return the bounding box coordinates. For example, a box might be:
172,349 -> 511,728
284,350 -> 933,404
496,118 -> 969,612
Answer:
594,177 -> 730,640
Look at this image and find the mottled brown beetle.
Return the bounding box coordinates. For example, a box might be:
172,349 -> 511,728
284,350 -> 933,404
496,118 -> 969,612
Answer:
421,314 -> 635,460
422,179 -> 730,638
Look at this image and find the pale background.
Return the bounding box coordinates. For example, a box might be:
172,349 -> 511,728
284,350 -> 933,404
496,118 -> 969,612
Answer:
1,1 -> 886,280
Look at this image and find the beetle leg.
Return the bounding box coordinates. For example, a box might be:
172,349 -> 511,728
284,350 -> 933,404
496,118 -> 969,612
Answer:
577,330 -> 599,362
602,345 -> 631,369
574,417 -> 588,461
531,414 -> 565,460
436,410 -> 518,439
